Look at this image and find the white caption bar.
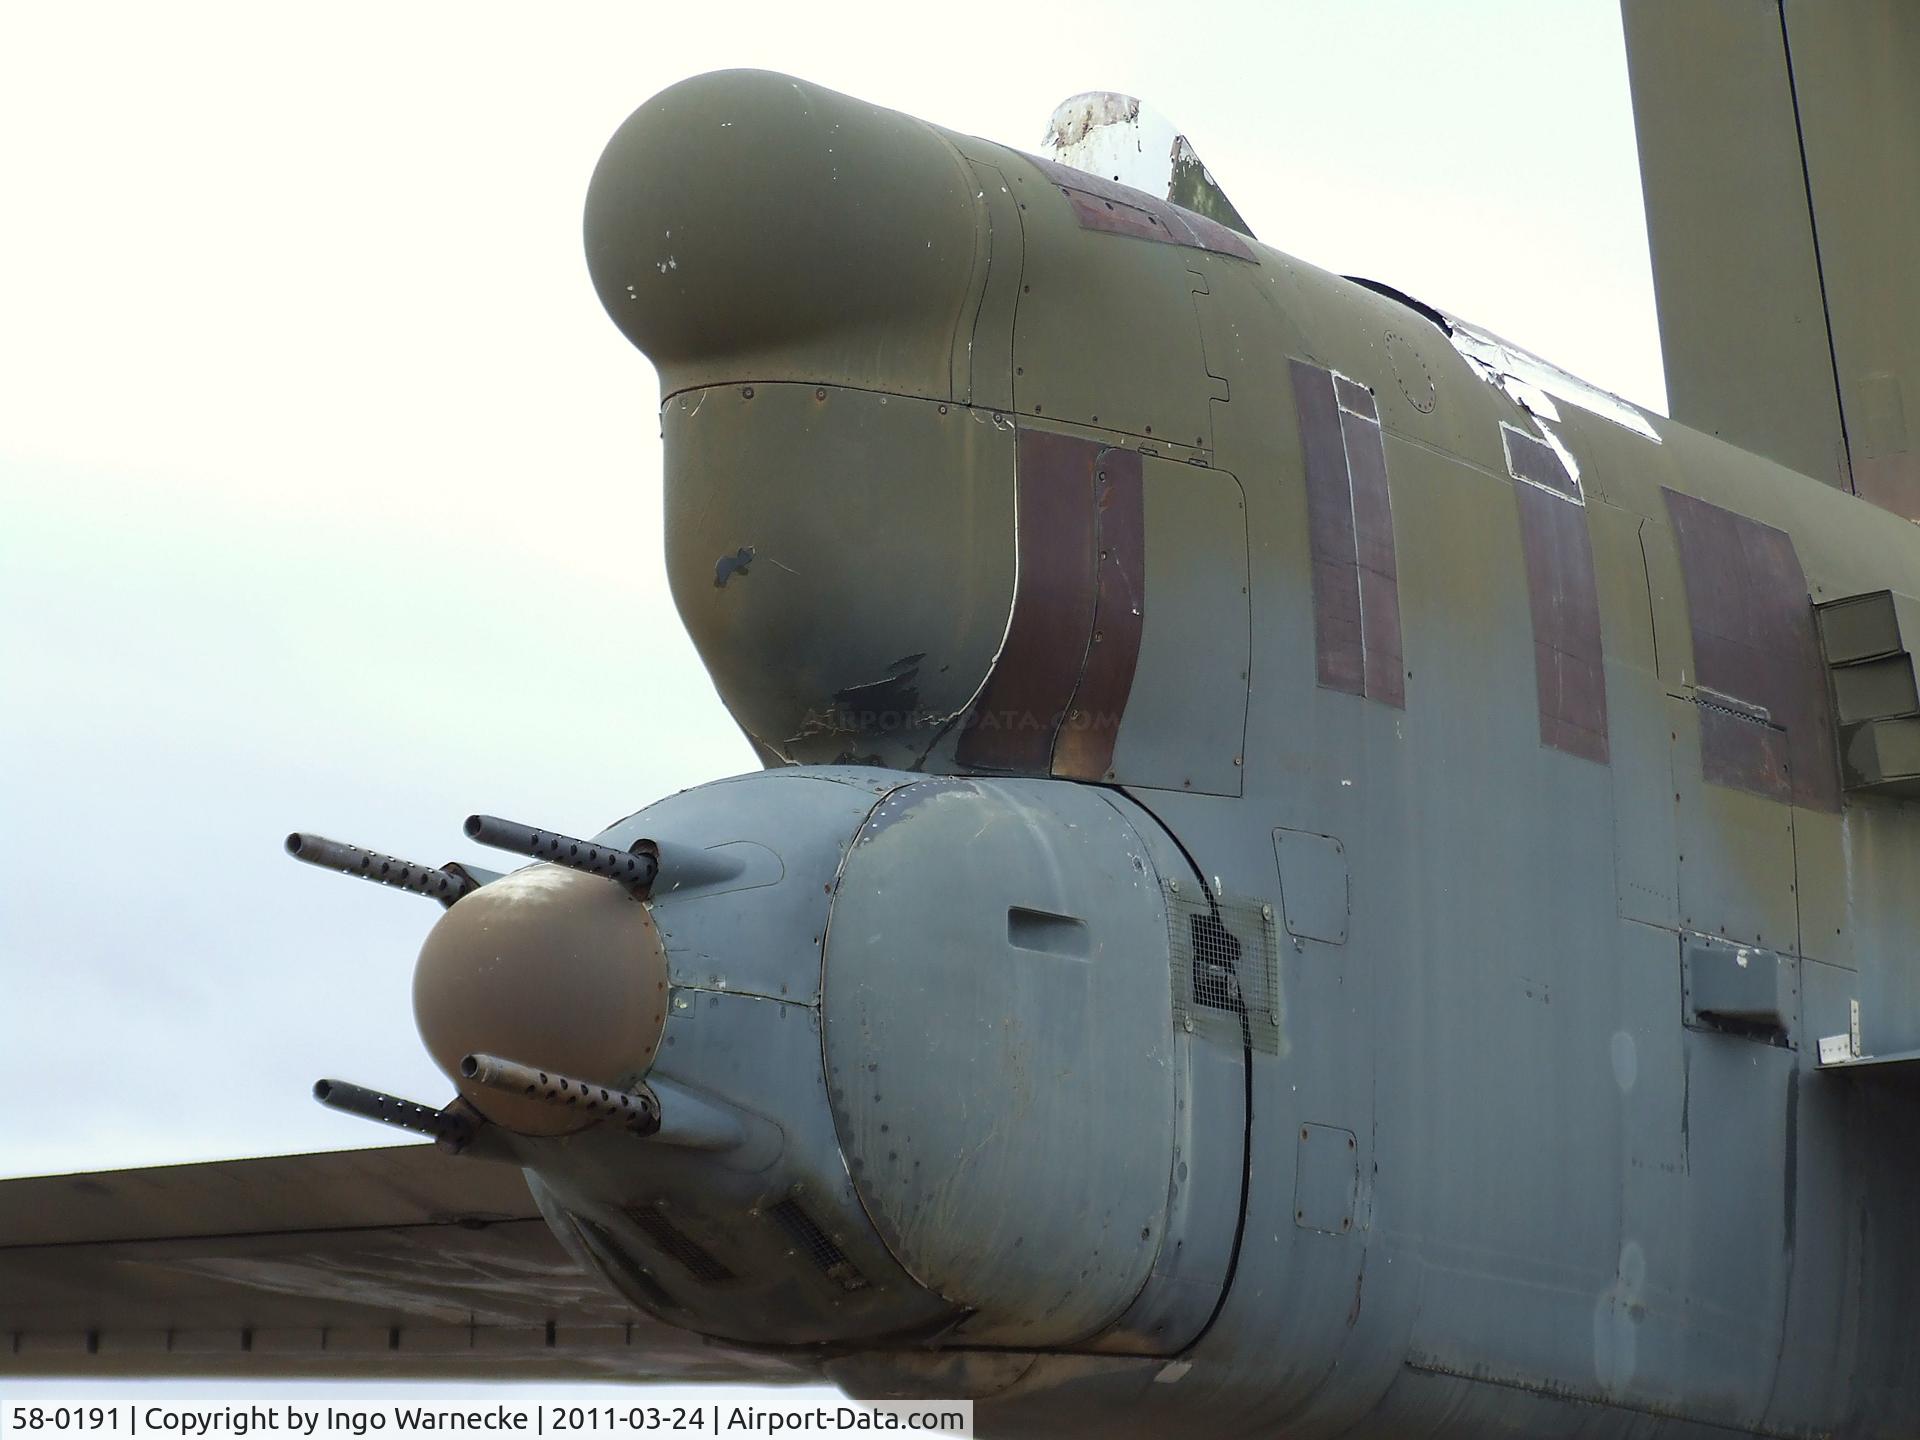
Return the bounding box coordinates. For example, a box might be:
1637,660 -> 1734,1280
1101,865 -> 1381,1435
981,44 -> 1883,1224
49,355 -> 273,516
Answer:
4,1401 -> 973,1439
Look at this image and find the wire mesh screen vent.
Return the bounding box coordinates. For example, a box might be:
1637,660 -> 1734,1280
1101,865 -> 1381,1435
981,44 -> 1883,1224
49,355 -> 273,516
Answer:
1166,884 -> 1281,1055
624,1204 -> 737,1285
770,1197 -> 870,1292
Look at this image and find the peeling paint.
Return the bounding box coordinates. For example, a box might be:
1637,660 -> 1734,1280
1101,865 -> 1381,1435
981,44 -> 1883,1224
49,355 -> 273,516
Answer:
1043,91 -> 1141,153
1354,278 -> 1658,495
713,546 -> 754,588
1041,91 -> 1253,239
1445,315 -> 1659,443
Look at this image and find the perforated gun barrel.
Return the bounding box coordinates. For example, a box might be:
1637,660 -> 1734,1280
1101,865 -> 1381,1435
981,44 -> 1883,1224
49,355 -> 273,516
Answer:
461,815 -> 658,894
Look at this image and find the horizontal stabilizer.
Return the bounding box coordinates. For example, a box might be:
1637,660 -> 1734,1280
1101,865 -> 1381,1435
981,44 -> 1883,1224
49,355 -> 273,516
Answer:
0,1145 -> 797,1381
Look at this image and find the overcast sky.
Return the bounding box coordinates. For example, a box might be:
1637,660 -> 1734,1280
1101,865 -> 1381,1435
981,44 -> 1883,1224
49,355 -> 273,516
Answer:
1,0 -> 1658,1411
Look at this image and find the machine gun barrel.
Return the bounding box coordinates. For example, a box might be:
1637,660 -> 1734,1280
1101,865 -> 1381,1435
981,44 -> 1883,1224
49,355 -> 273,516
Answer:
285,833 -> 474,906
312,1078 -> 475,1148
461,1052 -> 661,1135
462,815 -> 658,894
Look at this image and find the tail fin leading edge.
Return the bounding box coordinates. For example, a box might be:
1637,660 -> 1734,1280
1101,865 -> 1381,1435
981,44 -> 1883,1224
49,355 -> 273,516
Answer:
1623,0 -> 1920,519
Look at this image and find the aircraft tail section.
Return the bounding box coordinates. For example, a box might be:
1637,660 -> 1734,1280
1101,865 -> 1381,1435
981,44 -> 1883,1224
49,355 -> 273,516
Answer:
1622,0 -> 1920,520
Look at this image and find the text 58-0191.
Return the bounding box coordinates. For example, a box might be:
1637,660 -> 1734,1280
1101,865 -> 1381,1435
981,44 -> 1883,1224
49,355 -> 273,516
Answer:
13,1413 -> 121,1432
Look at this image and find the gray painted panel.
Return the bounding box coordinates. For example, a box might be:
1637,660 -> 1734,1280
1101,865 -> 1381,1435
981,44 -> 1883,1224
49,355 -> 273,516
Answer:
1672,1028 -> 1797,1425
1609,665 -> 1678,928
1108,458 -> 1249,796
1602,919 -> 1690,1411
1292,1124 -> 1357,1235
531,990 -> 951,1348
1847,801 -> 1920,1057
1589,503 -> 1679,928
1134,782 -> 1379,1421
1272,828 -> 1349,945
1765,958 -> 1863,1434
822,777 -> 1178,1347
1084,789 -> 1246,1359
1671,695 -> 1800,952
599,769 -> 898,1004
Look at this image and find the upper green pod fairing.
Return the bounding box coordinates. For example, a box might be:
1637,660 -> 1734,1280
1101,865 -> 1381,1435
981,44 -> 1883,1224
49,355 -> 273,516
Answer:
585,69 -> 984,402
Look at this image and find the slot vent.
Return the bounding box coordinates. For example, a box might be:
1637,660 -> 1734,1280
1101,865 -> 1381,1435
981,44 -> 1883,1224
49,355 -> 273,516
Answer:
770,1198 -> 870,1292
624,1204 -> 736,1285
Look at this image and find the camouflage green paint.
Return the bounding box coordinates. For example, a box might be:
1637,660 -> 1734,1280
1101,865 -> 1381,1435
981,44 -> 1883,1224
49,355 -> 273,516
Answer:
24,58 -> 1920,1440
571,68 -> 1920,1436
1167,145 -> 1253,239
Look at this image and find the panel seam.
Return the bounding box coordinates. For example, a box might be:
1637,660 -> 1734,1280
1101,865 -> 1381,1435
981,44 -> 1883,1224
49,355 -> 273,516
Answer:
1778,0 -> 1856,491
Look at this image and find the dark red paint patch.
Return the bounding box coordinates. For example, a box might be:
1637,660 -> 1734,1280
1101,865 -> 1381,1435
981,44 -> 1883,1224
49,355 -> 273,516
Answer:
1514,486 -> 1609,764
1054,450 -> 1147,781
1663,488 -> 1840,810
1342,409 -> 1405,709
1334,375 -> 1378,421
1058,188 -> 1169,248
1503,424 -> 1579,500
1292,361 -> 1365,696
1291,359 -> 1404,707
1696,698 -> 1793,803
958,431 -> 1101,772
1028,155 -> 1258,262
1177,207 -> 1260,262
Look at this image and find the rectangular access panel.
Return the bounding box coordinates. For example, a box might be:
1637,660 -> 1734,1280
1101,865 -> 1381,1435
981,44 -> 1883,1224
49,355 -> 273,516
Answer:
1104,458 -> 1251,796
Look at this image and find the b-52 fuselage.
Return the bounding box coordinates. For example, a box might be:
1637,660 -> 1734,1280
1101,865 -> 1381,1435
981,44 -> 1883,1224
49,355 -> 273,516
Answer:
11,23 -> 1920,1440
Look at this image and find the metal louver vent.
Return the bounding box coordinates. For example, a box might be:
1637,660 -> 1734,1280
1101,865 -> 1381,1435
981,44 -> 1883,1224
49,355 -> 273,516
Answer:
770,1198 -> 869,1292
624,1204 -> 736,1285
1167,883 -> 1281,1054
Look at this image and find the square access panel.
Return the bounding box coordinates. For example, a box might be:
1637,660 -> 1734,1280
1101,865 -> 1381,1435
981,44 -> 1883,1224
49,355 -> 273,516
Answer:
1272,828 -> 1349,945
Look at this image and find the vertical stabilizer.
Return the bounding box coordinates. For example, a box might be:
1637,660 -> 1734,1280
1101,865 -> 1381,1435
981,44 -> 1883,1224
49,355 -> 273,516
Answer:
1623,0 -> 1920,519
